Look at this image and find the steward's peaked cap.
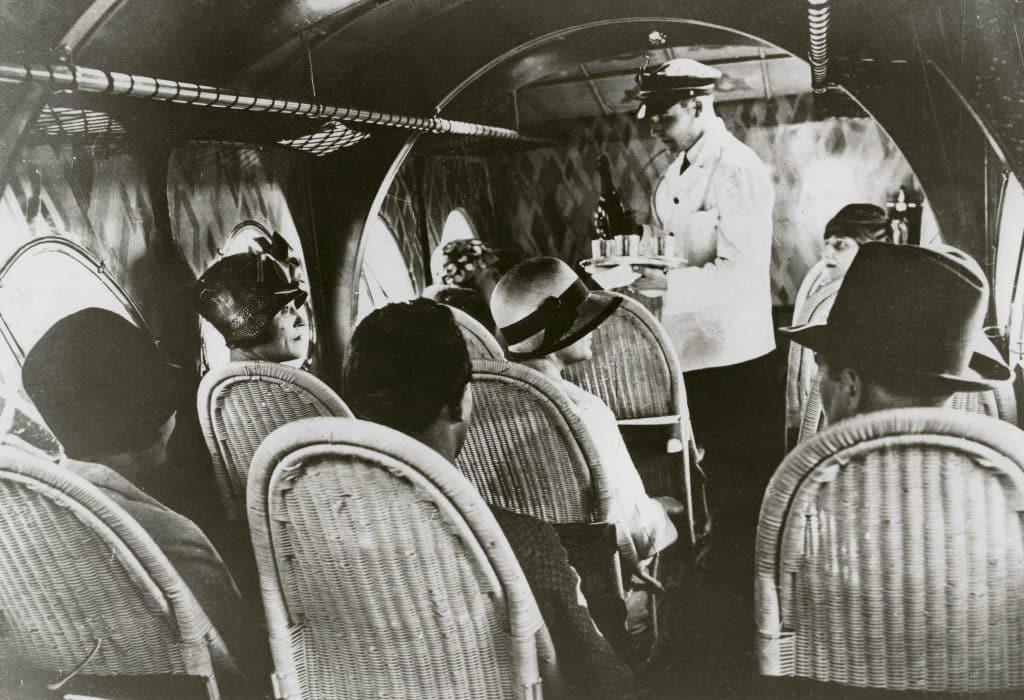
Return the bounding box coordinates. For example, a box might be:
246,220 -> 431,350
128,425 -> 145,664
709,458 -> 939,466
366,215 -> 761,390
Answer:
636,58 -> 721,119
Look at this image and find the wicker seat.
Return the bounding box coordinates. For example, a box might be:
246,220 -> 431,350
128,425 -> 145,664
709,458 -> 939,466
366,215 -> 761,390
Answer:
444,303 -> 504,360
197,361 -> 351,521
0,446 -> 231,699
247,417 -> 555,700
785,280 -> 840,452
756,408 -> 1024,693
561,290 -> 701,543
797,340 -> 1019,447
458,359 -> 612,527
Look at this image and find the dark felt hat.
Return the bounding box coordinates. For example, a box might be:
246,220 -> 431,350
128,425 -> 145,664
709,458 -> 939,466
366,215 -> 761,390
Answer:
635,58 -> 721,119
824,203 -> 891,242
22,308 -> 184,457
194,253 -> 307,348
491,257 -> 621,361
780,243 -> 1011,391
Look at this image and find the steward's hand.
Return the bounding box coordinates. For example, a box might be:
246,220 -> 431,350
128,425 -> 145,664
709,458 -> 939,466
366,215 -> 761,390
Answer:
632,266 -> 668,292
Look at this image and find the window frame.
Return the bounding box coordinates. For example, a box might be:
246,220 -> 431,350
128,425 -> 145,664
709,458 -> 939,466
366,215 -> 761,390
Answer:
0,236 -> 151,365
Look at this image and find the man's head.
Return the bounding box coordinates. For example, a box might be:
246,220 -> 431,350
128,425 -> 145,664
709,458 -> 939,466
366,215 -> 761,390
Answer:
635,58 -> 720,152
490,257 -> 621,366
343,299 -> 472,462
781,243 -> 1011,423
194,253 -> 309,362
22,308 -> 183,461
821,204 -> 891,279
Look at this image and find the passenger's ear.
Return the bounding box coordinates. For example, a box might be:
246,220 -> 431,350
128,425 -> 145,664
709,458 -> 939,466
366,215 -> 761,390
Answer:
841,367 -> 864,413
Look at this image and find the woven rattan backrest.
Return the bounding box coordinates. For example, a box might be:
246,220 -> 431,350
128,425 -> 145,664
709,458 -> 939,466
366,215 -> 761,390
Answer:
445,303 -> 505,360
248,418 -> 553,700
756,408 -> 1024,693
785,283 -> 839,450
457,360 -> 611,524
799,374 -> 1020,447
0,447 -> 228,698
562,290 -> 684,420
197,361 -> 351,521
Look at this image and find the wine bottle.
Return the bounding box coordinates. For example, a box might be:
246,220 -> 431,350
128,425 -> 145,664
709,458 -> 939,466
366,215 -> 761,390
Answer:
595,154 -> 632,240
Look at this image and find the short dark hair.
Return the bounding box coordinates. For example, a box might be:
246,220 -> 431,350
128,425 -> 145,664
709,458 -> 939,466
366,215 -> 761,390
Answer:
819,352 -> 953,403
432,286 -> 497,334
343,299 -> 471,434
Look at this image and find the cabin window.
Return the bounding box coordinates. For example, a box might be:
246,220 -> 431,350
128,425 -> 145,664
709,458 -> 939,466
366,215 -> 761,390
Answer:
440,208 -> 480,245
356,215 -> 415,322
0,238 -> 147,383
997,173 -> 1024,363
199,221 -> 316,371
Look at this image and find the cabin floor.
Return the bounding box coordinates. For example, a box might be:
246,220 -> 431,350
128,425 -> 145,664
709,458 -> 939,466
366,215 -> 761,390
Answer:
641,316 -> 790,700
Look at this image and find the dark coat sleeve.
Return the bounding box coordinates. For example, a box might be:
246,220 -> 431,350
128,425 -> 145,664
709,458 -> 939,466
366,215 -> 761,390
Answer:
491,507 -> 637,700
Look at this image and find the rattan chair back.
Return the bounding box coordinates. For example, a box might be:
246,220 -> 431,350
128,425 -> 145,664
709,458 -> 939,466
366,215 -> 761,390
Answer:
0,447 -> 230,698
197,361 -> 351,520
247,417 -> 555,700
756,408 -> 1024,693
457,359 -> 611,525
444,303 -> 505,360
785,282 -> 839,451
562,290 -> 684,421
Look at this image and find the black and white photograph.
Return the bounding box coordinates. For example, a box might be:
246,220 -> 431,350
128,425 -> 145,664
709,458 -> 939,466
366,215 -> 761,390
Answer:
1,1 -> 1023,698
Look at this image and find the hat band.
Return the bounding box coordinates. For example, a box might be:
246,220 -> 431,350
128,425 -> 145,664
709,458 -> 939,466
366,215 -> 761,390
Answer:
500,280 -> 588,346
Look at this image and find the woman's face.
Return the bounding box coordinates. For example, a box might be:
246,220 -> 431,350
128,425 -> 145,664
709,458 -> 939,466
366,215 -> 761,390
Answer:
554,332 -> 594,366
822,236 -> 861,279
252,300 -> 309,362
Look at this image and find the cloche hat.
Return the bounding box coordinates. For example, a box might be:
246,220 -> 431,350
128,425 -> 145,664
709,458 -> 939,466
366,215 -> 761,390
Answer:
824,203 -> 891,242
491,257 -> 621,360
194,252 -> 307,348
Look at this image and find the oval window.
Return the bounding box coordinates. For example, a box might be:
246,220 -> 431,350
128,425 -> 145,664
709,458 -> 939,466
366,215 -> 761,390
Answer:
356,216 -> 416,322
0,237 -> 147,368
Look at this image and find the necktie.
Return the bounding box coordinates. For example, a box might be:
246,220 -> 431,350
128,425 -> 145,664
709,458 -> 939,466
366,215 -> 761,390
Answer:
679,155 -> 691,175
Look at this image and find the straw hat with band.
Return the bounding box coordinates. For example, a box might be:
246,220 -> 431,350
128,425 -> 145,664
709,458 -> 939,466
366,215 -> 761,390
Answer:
824,203 -> 891,242
491,257 -> 621,361
194,252 -> 307,348
634,58 -> 721,119
780,242 -> 1011,392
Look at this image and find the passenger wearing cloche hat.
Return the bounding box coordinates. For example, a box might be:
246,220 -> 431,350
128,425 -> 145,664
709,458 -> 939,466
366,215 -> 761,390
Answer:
820,203 -> 892,280
781,242 -> 1011,424
491,257 -> 681,565
194,252 -> 309,363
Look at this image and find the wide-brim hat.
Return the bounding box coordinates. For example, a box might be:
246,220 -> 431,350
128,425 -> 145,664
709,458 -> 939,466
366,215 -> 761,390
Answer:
491,257 -> 621,361
22,308 -> 186,457
780,242 -> 1011,391
635,58 -> 721,119
194,252 -> 307,347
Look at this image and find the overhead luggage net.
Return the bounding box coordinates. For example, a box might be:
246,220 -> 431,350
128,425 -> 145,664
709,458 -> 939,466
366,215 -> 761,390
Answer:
0,61 -> 556,152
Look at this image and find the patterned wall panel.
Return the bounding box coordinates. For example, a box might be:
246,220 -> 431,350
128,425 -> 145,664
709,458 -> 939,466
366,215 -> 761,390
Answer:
1,143 -> 159,326
0,141 -> 314,372
395,94 -> 936,305
378,161 -> 428,289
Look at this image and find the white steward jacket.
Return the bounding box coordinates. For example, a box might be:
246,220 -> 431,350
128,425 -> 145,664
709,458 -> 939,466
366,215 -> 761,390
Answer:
648,117 -> 776,372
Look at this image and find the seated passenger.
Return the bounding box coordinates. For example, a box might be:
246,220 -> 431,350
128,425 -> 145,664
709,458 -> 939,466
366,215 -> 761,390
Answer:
21,308 -> 264,688
194,252 -> 309,363
490,257 -> 680,565
801,203 -> 892,306
343,298 -> 636,700
781,242 -> 1011,423
423,238 -> 502,332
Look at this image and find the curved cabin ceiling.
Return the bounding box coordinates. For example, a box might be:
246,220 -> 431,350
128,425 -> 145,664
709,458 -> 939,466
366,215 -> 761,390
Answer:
1,0 -> 1022,177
